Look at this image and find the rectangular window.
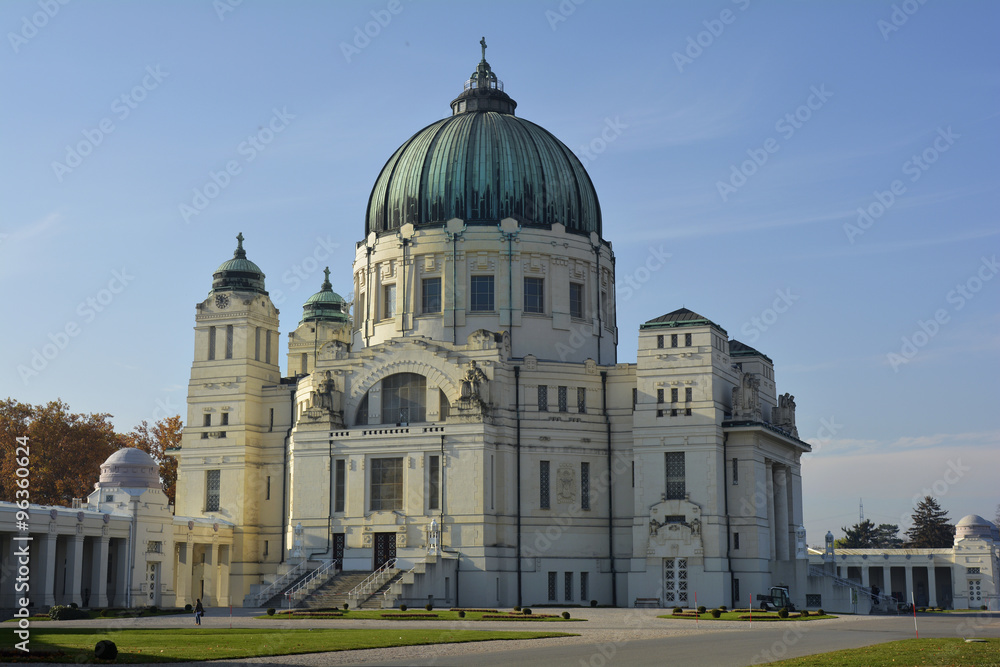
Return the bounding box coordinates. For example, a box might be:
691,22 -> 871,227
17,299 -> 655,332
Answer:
540,460 -> 550,509
670,388 -> 677,403
358,293 -> 366,327
524,277 -> 544,314
266,475 -> 271,501
569,282 -> 584,319
577,387 -> 586,413
225,324 -> 233,359
334,460 -> 345,513
422,277 -> 442,314
671,333 -> 678,348
203,414 -> 211,427
657,388 -> 664,404
632,388 -> 637,411
206,469 -> 220,511
428,455 -> 440,511
657,334 -> 664,349
581,462 -> 590,511
269,408 -> 274,430
665,452 -> 685,500
558,386 -> 568,412
547,572 -> 557,601
266,330 -> 272,364
670,408 -> 678,417
685,333 -> 692,346
564,572 -> 573,601
685,387 -> 693,402
580,572 -> 589,601
264,540 -> 269,557
537,385 -> 548,412
490,454 -> 495,510
734,532 -> 740,549
383,284 -> 397,319
105,494 -> 114,502
221,412 -> 229,426
255,327 -> 261,361
301,353 -> 308,374
470,275 -> 494,311
685,407 -> 692,416
370,457 -> 403,511
208,326 -> 216,360
732,457 -> 739,485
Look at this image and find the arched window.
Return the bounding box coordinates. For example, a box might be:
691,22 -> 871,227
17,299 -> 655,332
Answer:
355,394 -> 369,426
381,373 -> 427,424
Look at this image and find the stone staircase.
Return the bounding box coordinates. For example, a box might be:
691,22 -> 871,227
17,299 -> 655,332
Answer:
258,568 -> 316,610
299,571 -> 370,610
359,572 -> 405,609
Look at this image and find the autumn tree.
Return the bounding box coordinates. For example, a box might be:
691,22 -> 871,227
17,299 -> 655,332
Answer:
121,416 -> 181,505
905,496 -> 955,548
0,398 -> 120,506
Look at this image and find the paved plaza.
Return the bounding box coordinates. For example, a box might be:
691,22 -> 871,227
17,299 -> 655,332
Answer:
31,606 -> 1000,666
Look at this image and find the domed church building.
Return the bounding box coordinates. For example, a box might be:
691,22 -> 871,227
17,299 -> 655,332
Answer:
170,43 -> 814,610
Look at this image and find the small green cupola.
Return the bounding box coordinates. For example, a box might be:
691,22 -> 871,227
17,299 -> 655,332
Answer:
212,232 -> 267,294
300,267 -> 349,324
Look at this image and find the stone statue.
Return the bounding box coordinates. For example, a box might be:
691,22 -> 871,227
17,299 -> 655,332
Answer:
731,371 -> 762,421
316,371 -> 334,411
461,361 -> 487,400
772,392 -> 798,438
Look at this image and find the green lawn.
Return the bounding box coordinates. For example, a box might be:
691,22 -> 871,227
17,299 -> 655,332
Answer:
767,638 -> 1000,666
256,609 -> 584,621
0,628 -> 574,663
658,610 -> 836,622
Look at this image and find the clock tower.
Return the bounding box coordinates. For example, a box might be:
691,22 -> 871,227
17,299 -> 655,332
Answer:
174,233 -> 285,602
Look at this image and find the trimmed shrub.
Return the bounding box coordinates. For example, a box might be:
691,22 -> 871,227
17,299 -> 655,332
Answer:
149,605 -> 158,613
800,610 -> 809,617
710,608 -> 722,619
95,640 -> 118,661
982,605 -> 988,611
184,603 -> 193,612
266,608 -> 276,616
458,610 -> 466,618
343,603 -> 349,610
513,605 -> 521,612
425,603 -> 434,611
778,607 -> 789,619
562,611 -> 571,619
719,605 -> 727,611
522,607 -> 532,615
817,608 -> 825,616
49,605 -> 90,621
399,604 -> 407,611
590,599 -> 598,607
697,605 -> 706,614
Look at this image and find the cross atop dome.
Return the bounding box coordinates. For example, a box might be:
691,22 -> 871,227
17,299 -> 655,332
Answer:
234,232 -> 246,258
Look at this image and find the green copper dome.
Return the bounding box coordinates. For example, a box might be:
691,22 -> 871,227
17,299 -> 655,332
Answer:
365,43 -> 601,237
212,232 -> 267,294
301,267 -> 349,324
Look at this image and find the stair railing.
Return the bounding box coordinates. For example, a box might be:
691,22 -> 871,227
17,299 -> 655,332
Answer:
251,560 -> 308,607
383,560 -> 420,603
287,559 -> 340,604
349,558 -> 397,599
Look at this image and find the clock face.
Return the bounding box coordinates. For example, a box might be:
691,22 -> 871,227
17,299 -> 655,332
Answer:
215,293 -> 230,309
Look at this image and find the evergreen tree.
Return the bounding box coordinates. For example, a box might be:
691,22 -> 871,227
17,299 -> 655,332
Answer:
873,523 -> 903,548
836,519 -> 879,548
905,496 -> 955,547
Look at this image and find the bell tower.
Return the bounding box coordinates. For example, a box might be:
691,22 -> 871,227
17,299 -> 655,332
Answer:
174,233 -> 282,599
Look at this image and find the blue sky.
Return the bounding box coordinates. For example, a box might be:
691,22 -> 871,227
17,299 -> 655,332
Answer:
2,0 -> 997,543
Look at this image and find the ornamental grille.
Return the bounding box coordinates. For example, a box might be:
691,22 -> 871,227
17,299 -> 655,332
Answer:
540,460 -> 550,509
665,452 -> 685,500
581,462 -> 590,511
558,386 -> 568,412
664,558 -> 688,603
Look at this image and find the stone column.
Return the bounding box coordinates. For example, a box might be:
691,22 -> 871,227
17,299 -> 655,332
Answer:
218,545 -> 231,606
883,565 -> 891,597
862,565 -> 870,589
113,539 -> 129,607
765,461 -> 775,560
203,543 -> 217,606
928,564 -> 938,607
38,531 -> 58,607
65,533 -> 84,607
904,565 -> 914,606
90,535 -> 110,608
175,541 -> 193,608
773,466 -> 790,561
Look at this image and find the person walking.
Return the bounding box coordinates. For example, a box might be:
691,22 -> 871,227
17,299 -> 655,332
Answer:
194,599 -> 204,625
